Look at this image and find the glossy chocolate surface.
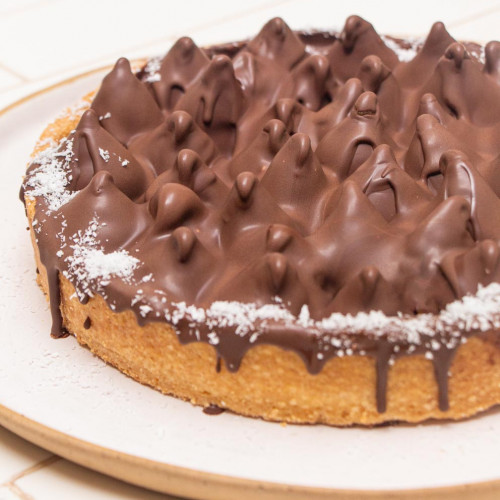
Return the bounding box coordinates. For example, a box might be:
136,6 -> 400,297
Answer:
21,17 -> 500,413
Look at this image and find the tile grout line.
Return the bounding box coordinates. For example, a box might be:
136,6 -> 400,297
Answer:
0,62 -> 31,83
447,2 -> 500,29
15,0 -> 295,84
0,0 -> 64,19
1,455 -> 60,500
25,36 -> 176,84
6,482 -> 34,500
0,81 -> 29,95
1,455 -> 60,488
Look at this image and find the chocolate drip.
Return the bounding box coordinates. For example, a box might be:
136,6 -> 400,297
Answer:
21,16 -> 500,415
376,342 -> 392,413
46,268 -> 65,338
432,347 -> 456,412
203,404 -> 225,415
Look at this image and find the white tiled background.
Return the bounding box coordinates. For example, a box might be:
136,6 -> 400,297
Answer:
1,0 -> 500,498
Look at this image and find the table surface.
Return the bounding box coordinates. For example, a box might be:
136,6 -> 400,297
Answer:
2,0 -> 500,498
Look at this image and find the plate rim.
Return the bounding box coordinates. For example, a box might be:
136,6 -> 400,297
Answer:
3,402 -> 500,500
3,68 -> 500,500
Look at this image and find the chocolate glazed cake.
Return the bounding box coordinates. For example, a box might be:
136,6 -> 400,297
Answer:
20,16 -> 500,425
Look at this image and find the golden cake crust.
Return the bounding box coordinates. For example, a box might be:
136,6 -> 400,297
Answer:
23,103 -> 500,426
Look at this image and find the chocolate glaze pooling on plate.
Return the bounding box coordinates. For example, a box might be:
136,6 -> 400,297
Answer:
21,16 -> 500,413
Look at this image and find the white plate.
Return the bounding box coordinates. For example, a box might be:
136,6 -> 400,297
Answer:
1,70 -> 500,499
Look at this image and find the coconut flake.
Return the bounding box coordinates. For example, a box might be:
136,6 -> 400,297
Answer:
153,281 -> 500,349
143,56 -> 162,83
98,148 -> 110,162
64,217 -> 140,297
381,35 -> 420,62
24,137 -> 77,211
80,248 -> 138,281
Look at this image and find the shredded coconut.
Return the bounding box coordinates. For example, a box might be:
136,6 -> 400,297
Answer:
24,138 -> 77,211
79,248 -> 138,281
152,281 -> 500,354
139,304 -> 153,317
143,56 -> 162,83
98,148 -> 110,162
467,44 -> 485,64
381,35 -> 421,62
64,217 -> 140,297
207,332 -> 220,345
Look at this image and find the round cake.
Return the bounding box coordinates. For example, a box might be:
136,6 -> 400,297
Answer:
20,16 -> 500,426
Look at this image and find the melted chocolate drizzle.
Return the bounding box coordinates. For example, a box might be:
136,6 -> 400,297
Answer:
22,16 -> 500,414
203,404 -> 226,415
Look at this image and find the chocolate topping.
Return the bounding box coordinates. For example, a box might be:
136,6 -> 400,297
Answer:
21,17 -> 500,414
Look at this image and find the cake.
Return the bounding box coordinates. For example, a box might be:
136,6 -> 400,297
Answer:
20,16 -> 500,426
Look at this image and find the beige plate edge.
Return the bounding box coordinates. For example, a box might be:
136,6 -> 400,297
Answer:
2,68 -> 500,500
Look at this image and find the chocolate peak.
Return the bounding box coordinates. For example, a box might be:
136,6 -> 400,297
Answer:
480,239 -> 499,274
176,149 -> 202,181
247,17 -> 305,68
357,55 -> 391,93
168,111 -> 194,143
275,98 -> 302,131
279,54 -> 330,110
423,22 -> 454,56
484,41 -> 500,78
266,252 -> 288,292
92,58 -> 163,145
444,42 -> 469,69
172,226 -> 197,262
150,183 -> 205,233
342,15 -> 370,52
354,91 -> 378,116
151,37 -> 209,111
266,224 -> 294,252
235,171 -> 257,203
90,170 -> 113,194
263,119 -> 289,154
